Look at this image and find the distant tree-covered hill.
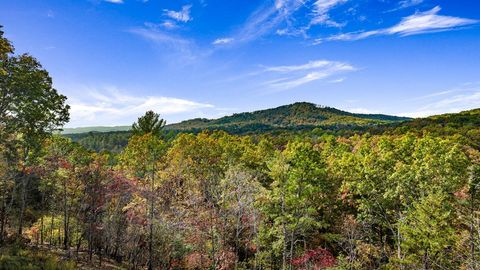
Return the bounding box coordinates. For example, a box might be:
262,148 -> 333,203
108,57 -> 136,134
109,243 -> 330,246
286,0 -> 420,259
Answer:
62,125 -> 131,134
64,102 -> 412,152
377,108 -> 480,147
165,102 -> 410,134
64,102 -> 480,153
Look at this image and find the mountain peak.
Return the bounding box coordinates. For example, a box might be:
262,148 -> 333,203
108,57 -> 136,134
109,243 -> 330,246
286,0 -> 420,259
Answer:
166,102 -> 410,134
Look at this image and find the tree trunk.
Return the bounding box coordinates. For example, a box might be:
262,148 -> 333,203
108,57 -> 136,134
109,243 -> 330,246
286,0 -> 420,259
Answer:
397,212 -> 404,269
470,186 -> 477,270
17,173 -> 28,236
63,178 -> 69,250
211,207 -> 217,270
17,149 -> 30,237
253,207 -> 258,270
0,202 -> 5,244
423,250 -> 429,270
289,230 -> 295,270
50,214 -> 54,246
40,215 -> 44,245
148,164 -> 155,270
281,191 -> 287,270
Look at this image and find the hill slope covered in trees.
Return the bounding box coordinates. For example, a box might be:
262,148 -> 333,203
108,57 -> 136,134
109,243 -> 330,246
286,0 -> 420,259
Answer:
165,102 -> 410,133
65,102 -> 412,152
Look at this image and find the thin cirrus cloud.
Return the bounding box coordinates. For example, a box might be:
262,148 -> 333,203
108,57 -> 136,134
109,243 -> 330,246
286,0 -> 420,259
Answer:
310,0 -> 348,28
386,0 -> 424,12
159,21 -> 179,30
262,60 -> 356,90
67,86 -> 214,127
163,5 -> 193,23
398,0 -> 424,9
345,107 -> 381,114
128,5 -> 197,60
104,0 -> 123,4
218,0 -> 348,44
315,6 -> 478,43
400,83 -> 480,117
230,0 -> 305,43
212,38 -> 234,45
127,25 -> 198,60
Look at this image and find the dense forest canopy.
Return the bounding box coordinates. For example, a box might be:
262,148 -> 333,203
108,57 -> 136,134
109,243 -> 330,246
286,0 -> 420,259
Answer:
1,26 -> 480,270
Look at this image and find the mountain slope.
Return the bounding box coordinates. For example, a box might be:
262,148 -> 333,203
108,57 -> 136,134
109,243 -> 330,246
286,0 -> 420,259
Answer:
63,103 -> 480,153
62,126 -> 131,134
165,102 -> 411,133
380,108 -> 480,147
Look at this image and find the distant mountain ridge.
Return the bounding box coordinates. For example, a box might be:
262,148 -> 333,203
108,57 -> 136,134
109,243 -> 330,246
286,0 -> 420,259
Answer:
165,102 -> 411,133
63,102 -> 411,134
63,103 -> 480,153
62,126 -> 131,134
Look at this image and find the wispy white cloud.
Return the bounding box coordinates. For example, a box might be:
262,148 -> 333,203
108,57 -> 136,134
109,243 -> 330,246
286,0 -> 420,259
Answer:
398,0 -> 424,9
232,0 -> 305,43
66,86 -> 214,127
310,0 -> 348,28
400,83 -> 480,117
212,37 -> 234,45
386,0 -> 424,12
104,0 -> 123,4
262,60 -> 356,90
164,5 -> 193,23
224,0 -> 351,43
265,60 -> 332,72
315,6 -> 478,43
329,77 -> 345,83
387,6 -> 477,35
159,21 -> 179,30
346,107 -> 380,114
128,27 -> 191,46
128,25 -> 198,61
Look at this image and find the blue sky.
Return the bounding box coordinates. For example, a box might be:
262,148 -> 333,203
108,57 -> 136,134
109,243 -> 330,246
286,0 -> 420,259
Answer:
1,0 -> 480,127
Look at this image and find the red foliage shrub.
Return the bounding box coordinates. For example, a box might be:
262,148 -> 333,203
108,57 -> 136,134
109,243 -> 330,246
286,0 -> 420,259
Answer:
290,247 -> 336,270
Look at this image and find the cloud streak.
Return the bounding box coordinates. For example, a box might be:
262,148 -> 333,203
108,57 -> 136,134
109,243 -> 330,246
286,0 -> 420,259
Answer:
212,37 -> 234,45
164,5 -> 192,23
104,0 -> 123,4
67,86 -> 214,127
262,60 -> 356,90
315,6 -> 478,43
400,83 -> 480,117
310,0 -> 348,28
231,0 -> 305,43
127,25 -> 202,62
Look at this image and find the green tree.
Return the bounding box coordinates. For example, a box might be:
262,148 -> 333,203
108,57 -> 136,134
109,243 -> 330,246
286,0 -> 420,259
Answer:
120,128 -> 165,270
132,110 -> 166,138
219,165 -> 264,269
400,192 -> 458,269
0,25 -> 14,131
8,54 -> 70,236
262,141 -> 330,270
0,31 -> 70,237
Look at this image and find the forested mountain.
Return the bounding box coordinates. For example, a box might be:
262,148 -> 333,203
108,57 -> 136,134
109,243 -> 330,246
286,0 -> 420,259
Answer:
64,102 -> 409,135
66,105 -> 480,154
62,125 -> 131,134
65,106 -> 480,154
166,102 -> 410,133
64,102 -> 411,152
374,108 -> 480,148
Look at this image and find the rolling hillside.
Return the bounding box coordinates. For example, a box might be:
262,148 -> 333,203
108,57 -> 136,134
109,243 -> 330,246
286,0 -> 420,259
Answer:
165,102 -> 411,133
62,125 -> 131,134
63,102 -> 411,152
63,103 -> 480,153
